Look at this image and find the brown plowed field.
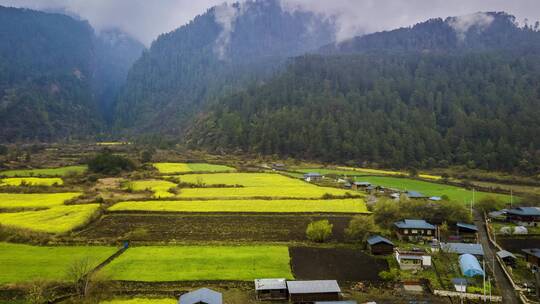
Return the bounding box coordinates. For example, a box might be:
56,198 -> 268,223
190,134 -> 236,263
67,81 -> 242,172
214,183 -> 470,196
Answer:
289,247 -> 388,282
77,214 -> 352,242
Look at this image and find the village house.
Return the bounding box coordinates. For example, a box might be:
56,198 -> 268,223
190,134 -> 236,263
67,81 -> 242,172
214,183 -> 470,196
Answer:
272,163 -> 287,171
351,181 -> 370,191
451,278 -> 468,293
304,172 -> 323,182
286,280 -> 341,303
395,248 -> 432,270
406,191 -> 426,199
522,248 -> 540,269
254,278 -> 288,301
505,207 -> 540,226
314,301 -> 357,304
178,288 -> 222,304
449,222 -> 478,243
497,250 -> 517,267
394,219 -> 436,242
366,235 -> 394,255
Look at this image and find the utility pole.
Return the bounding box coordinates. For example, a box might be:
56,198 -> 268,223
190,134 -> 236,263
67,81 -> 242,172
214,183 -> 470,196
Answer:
511,189 -> 514,207
483,258 -> 486,302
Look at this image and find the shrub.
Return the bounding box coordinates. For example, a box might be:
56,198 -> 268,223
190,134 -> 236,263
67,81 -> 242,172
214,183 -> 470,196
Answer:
87,151 -> 135,175
306,220 -> 333,243
475,196 -> 506,213
379,269 -> 400,281
345,215 -> 378,243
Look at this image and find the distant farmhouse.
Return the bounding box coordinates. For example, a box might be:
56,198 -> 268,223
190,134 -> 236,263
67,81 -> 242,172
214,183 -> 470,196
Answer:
395,248 -> 432,270
366,235 -> 394,255
394,219 -> 436,242
254,278 -> 288,301
286,280 -> 341,303
505,207 -> 540,226
179,288 -> 222,304
304,172 -> 323,182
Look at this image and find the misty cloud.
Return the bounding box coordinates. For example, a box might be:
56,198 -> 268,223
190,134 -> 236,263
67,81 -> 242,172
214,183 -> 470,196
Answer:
213,2 -> 246,60
448,12 -> 495,41
0,0 -> 538,46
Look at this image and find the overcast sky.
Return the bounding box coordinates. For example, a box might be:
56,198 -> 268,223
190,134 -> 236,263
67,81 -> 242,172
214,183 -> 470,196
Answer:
1,0 -> 539,46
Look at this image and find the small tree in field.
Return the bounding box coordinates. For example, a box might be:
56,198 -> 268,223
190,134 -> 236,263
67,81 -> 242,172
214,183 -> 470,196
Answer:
475,196 -> 506,213
306,220 -> 333,243
66,257 -> 93,298
345,215 -> 378,243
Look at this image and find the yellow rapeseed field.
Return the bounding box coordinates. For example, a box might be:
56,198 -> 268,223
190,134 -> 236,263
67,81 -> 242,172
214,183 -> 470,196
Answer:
153,163 -> 236,174
0,192 -> 81,209
126,180 -> 177,198
109,199 -> 368,213
0,204 -> 100,233
0,177 -> 63,187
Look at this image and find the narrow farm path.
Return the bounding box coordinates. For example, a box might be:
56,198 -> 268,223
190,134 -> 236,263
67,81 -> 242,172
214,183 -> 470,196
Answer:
474,211 -> 520,304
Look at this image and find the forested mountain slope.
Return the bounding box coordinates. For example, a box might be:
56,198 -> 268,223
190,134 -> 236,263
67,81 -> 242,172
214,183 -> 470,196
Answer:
187,14 -> 540,174
0,6 -> 143,141
113,0 -> 335,134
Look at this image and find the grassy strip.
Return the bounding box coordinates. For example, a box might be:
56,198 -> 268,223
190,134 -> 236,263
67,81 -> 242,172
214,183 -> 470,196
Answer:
0,192 -> 81,209
0,242 -> 116,284
109,198 -> 367,213
126,180 -> 177,198
0,204 -> 100,233
353,176 -> 511,203
0,165 -> 87,177
0,177 -> 63,187
100,246 -> 293,281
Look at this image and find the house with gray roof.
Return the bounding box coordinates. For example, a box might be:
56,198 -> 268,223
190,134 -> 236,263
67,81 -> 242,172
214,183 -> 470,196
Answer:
506,207 -> 540,226
406,191 -> 426,199
287,280 -> 341,303
179,288 -> 222,304
367,235 -> 394,255
254,278 -> 288,300
394,219 -> 436,242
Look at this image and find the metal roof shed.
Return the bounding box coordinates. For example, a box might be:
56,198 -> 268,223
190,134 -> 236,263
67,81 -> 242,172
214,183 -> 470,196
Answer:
459,254 -> 485,277
287,280 -> 341,303
440,243 -> 484,256
179,288 -> 222,304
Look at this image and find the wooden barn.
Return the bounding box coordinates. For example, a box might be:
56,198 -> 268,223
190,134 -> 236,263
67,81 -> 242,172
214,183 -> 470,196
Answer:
366,235 -> 394,255
287,280 -> 341,303
254,278 -> 288,301
522,248 -> 540,269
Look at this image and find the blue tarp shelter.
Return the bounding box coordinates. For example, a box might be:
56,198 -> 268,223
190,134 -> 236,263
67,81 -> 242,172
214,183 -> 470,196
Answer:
459,254 -> 484,277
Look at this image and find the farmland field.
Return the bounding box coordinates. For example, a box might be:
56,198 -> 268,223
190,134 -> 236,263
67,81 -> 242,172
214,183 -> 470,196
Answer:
153,163 -> 236,174
177,186 -> 354,199
353,176 -> 512,203
100,246 -> 293,281
0,204 -> 100,233
109,199 -> 367,213
0,242 -> 116,284
126,180 -> 177,198
0,165 -> 87,177
77,214 -> 353,242
0,192 -> 81,209
0,177 -> 63,187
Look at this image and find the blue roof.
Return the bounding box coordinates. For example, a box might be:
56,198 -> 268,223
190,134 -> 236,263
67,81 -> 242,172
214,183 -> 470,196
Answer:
457,222 -> 478,232
429,196 -> 442,201
441,243 -> 484,256
451,278 -> 468,286
459,254 -> 485,277
394,219 -> 436,230
407,191 -> 426,198
367,235 -> 394,246
179,288 -> 222,304
506,207 -> 540,216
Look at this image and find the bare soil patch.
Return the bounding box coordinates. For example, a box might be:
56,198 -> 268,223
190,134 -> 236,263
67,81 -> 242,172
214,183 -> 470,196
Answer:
289,247 -> 387,282
76,214 -> 352,242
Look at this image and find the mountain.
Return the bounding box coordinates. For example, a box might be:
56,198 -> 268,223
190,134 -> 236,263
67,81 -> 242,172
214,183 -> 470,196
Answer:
113,0 -> 336,134
0,6 -> 143,142
323,12 -> 540,54
186,13 -> 540,174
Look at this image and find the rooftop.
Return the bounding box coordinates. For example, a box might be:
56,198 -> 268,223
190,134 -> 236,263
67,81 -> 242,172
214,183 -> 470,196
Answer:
522,248 -> 540,258
407,191 -> 426,198
497,250 -> 516,260
353,181 -> 371,186
507,207 -> 540,216
456,222 -> 478,232
304,172 -> 322,177
367,235 -> 394,246
440,243 -> 484,256
254,278 -> 287,291
287,280 -> 341,294
394,219 -> 436,230
179,288 -> 222,304
315,302 -> 358,304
